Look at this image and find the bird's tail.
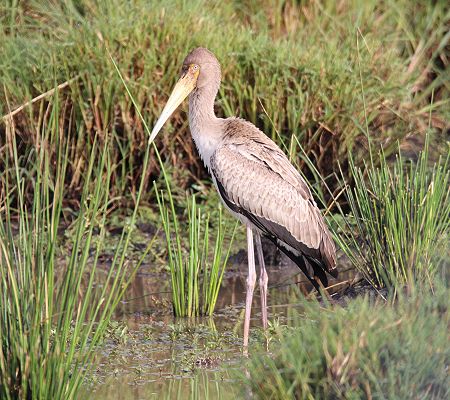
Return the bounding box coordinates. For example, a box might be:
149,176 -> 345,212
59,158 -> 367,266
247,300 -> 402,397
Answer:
277,246 -> 330,293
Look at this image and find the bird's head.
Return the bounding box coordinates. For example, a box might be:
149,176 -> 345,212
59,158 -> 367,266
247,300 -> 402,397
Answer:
150,47 -> 220,142
182,47 -> 221,89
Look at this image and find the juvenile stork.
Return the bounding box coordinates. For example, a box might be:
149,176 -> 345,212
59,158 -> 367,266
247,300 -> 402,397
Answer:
150,48 -> 337,350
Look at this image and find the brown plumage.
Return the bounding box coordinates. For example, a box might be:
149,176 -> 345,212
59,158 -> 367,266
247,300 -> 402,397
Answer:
150,47 -> 338,351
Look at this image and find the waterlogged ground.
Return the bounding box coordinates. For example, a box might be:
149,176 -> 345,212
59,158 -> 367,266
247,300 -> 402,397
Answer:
80,249 -> 355,399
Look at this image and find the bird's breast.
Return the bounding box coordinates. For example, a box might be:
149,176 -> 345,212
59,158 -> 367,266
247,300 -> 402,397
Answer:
190,132 -> 218,171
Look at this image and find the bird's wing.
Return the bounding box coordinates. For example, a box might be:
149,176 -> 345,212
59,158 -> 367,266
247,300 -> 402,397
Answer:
210,127 -> 336,275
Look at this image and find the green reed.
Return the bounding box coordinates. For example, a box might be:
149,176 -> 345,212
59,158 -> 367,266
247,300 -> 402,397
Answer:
157,188 -> 237,317
0,99 -> 151,399
334,138 -> 450,290
296,130 -> 450,290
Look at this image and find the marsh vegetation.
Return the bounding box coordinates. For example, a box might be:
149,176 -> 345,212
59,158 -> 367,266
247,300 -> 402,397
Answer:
1,0 -> 449,399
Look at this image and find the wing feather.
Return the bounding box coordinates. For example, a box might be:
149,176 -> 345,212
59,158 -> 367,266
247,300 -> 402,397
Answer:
210,119 -> 337,276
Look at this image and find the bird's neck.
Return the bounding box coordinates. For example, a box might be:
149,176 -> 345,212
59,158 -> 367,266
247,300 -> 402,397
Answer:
188,83 -> 219,128
188,82 -> 222,170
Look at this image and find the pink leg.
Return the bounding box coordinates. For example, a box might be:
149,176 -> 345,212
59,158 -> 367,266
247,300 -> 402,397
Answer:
243,226 -> 256,354
255,233 -> 268,330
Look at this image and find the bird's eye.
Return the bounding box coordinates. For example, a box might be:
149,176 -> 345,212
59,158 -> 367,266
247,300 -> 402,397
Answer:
192,64 -> 199,71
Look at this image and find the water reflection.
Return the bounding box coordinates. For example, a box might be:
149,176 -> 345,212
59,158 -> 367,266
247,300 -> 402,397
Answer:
88,371 -> 238,400
83,254 -> 355,399
115,257 -> 354,320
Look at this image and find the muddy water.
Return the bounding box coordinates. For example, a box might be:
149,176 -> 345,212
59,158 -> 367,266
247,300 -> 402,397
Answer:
82,258 -> 354,399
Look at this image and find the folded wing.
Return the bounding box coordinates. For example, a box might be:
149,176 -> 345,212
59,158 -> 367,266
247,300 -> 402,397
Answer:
210,120 -> 337,280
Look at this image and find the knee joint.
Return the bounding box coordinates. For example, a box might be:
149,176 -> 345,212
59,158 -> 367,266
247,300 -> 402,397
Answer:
247,273 -> 256,288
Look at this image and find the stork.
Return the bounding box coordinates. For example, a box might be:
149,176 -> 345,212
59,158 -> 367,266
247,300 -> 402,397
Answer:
150,48 -> 337,351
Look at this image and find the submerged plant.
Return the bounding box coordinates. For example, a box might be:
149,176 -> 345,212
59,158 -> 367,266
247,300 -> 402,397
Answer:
334,139 -> 450,289
157,188 -> 236,317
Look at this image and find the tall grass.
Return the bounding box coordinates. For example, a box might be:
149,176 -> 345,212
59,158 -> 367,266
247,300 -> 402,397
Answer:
0,101 -> 151,398
245,283 -> 449,399
1,0 -> 447,200
332,139 -> 450,290
157,188 -> 236,317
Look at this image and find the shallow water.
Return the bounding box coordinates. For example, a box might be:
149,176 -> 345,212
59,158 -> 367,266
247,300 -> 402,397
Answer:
82,258 -> 354,399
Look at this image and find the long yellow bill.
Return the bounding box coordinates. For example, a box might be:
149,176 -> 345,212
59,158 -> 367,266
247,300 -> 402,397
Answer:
149,71 -> 198,143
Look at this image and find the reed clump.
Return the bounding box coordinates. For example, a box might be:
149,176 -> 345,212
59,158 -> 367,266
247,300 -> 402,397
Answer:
157,187 -> 236,317
0,104 -> 149,399
332,138 -> 450,290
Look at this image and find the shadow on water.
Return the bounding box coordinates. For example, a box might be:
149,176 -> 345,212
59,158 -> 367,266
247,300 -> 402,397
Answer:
82,253 -> 355,399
